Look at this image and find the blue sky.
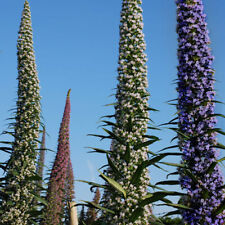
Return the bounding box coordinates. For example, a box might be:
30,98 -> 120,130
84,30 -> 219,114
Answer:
0,0 -> 225,215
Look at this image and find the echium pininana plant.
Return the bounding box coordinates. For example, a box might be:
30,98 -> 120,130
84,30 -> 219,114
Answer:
101,0 -> 152,224
176,0 -> 225,224
43,90 -> 71,225
0,1 -> 41,224
64,159 -> 75,225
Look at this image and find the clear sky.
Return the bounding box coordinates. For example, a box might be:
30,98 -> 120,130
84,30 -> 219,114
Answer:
0,0 -> 225,216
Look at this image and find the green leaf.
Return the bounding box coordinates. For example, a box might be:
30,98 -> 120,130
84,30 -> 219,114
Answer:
143,135 -> 160,141
158,145 -> 179,153
0,141 -> 13,145
148,150 -> 157,156
212,113 -> 225,119
140,191 -> 186,207
167,171 -> 179,179
218,157 -> 225,163
107,155 -> 123,178
168,117 -> 179,123
167,98 -> 178,103
86,147 -> 110,154
148,126 -> 160,131
153,163 -> 169,172
159,162 -> 185,168
133,139 -> 159,150
76,180 -> 106,189
160,197 -> 173,204
158,203 -> 191,210
159,122 -> 178,126
168,127 -> 190,139
104,102 -> 117,107
100,114 -> 115,119
131,153 -> 181,185
213,143 -> 225,150
213,128 -> 225,136
171,135 -> 178,143
148,184 -> 166,191
130,154 -> 168,185
33,195 -> 48,206
156,180 -> 180,186
147,107 -> 159,112
87,134 -> 110,140
101,120 -> 119,128
0,147 -> 12,153
212,100 -> 225,105
142,193 -> 153,199
98,170 -> 126,198
159,152 -> 183,157
102,128 -> 124,144
81,200 -> 115,214
163,210 -> 181,217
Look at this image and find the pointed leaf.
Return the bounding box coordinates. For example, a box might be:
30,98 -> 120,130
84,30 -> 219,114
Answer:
98,170 -> 126,198
160,162 -> 185,168
156,180 -> 180,186
158,203 -> 191,210
33,195 -> 48,206
140,191 -> 185,207
148,184 -> 166,191
148,126 -> 160,130
87,134 -> 110,140
163,210 -> 181,217
107,155 -> 123,178
131,154 -> 168,185
133,139 -> 158,150
76,180 -> 106,190
167,171 -> 179,179
214,143 -> 225,150
82,200 -> 115,214
87,147 -> 110,154
102,128 -> 124,144
158,145 -> 179,153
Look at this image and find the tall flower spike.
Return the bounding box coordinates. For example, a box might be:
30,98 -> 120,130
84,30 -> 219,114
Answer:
43,89 -> 71,225
0,1 -> 41,224
176,0 -> 225,224
101,0 -> 152,224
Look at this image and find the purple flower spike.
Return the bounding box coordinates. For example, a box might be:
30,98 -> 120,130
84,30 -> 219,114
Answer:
176,0 -> 225,224
44,89 -> 72,225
